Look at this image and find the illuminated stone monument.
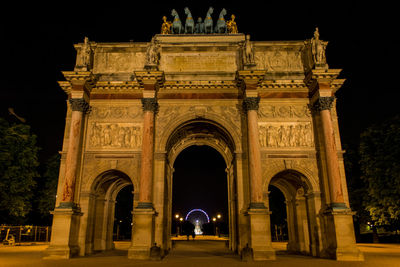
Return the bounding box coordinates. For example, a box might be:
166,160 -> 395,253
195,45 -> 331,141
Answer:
44,8 -> 363,262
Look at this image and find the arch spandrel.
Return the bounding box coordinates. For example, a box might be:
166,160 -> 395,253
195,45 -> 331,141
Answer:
156,105 -> 243,153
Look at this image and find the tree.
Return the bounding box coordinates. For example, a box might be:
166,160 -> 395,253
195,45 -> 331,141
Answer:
36,153 -> 60,224
0,117 -> 40,224
359,115 -> 400,230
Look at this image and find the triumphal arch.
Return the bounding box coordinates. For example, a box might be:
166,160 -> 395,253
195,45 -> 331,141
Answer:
44,14 -> 363,261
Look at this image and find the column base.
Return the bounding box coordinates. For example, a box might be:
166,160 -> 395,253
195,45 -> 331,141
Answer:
43,204 -> 82,259
43,245 -> 80,260
128,207 -> 155,260
322,207 -> 364,261
247,207 -> 276,261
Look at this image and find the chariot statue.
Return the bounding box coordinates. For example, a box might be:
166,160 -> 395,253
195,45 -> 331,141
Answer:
184,7 -> 195,34
195,17 -> 205,33
214,8 -> 227,33
204,7 -> 214,34
171,9 -> 183,34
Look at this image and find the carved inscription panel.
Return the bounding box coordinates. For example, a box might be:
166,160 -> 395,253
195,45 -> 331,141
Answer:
87,122 -> 142,150
90,106 -> 142,121
161,53 -> 237,72
259,122 -> 314,148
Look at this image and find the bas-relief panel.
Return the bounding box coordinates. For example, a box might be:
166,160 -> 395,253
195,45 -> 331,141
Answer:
259,122 -> 314,148
255,50 -> 303,72
258,104 -> 314,148
87,122 -> 142,150
94,52 -> 146,73
160,53 -> 237,72
86,105 -> 143,151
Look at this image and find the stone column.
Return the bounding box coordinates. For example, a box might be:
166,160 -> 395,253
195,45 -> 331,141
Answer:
44,72 -> 93,259
312,97 -> 345,207
137,98 -> 158,208
243,97 -> 264,208
129,71 -> 164,260
307,69 -> 363,261
61,98 -> 90,204
238,70 -> 275,261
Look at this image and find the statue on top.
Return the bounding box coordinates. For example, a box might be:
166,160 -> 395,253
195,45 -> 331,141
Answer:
226,14 -> 238,34
145,37 -> 160,69
311,27 -> 328,68
161,16 -> 172,34
76,36 -> 92,71
242,34 -> 255,66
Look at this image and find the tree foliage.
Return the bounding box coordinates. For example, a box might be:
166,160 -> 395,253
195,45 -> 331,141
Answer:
36,153 -> 60,223
359,115 -> 400,229
0,118 -> 40,224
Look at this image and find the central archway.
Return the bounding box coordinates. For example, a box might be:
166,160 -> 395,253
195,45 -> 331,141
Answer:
164,119 -> 238,251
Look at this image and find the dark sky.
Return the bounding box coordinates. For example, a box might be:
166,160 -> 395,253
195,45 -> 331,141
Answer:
1,1 -> 399,219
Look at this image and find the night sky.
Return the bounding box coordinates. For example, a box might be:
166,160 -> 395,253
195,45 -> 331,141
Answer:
1,2 -> 398,223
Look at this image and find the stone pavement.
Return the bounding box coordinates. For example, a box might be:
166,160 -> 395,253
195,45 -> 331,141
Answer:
1,240 -> 400,267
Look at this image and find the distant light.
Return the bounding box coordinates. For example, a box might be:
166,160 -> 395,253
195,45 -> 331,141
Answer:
212,217 -> 216,222
175,214 -> 180,219
185,209 -> 210,223
217,214 -> 221,219
179,217 -> 183,221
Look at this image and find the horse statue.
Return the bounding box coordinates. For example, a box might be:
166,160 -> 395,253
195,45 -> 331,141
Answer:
214,8 -> 227,33
171,9 -> 183,34
195,17 -> 205,33
204,7 -> 214,34
184,7 -> 195,34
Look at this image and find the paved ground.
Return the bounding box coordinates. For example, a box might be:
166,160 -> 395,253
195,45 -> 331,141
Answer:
1,240 -> 400,267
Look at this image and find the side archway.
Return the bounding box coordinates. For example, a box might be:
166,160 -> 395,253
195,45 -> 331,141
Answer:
266,169 -> 322,257
79,169 -> 134,255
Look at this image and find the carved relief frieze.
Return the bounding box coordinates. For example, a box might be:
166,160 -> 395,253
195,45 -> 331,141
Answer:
255,48 -> 303,72
87,122 -> 142,150
258,105 -> 310,119
259,122 -> 314,148
89,106 -> 142,120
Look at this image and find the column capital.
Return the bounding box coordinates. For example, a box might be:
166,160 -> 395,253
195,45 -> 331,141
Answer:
141,98 -> 159,112
243,96 -> 260,111
310,96 -> 335,112
69,98 -> 91,113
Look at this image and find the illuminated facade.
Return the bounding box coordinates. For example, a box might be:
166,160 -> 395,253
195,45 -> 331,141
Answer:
44,29 -> 363,261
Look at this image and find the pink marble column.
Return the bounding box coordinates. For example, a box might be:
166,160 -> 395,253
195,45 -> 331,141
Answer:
137,98 -> 158,208
244,97 -> 265,209
61,98 -> 90,205
313,97 -> 345,207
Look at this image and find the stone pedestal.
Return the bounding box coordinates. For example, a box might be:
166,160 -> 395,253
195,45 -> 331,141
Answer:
128,208 -> 156,259
323,208 -> 364,261
247,209 -> 276,261
43,205 -> 82,259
